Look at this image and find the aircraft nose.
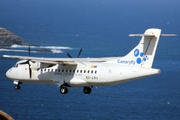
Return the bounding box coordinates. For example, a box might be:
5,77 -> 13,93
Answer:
6,69 -> 12,79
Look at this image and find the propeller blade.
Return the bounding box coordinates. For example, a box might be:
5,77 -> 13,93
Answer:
29,67 -> 32,79
27,60 -> 32,79
66,48 -> 82,58
28,45 -> 30,56
66,52 -> 72,58
77,48 -> 82,58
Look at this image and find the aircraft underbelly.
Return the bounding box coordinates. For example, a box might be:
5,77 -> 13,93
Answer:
68,78 -> 89,86
103,68 -> 160,86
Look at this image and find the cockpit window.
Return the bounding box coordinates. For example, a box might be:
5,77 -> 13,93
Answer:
14,64 -> 18,68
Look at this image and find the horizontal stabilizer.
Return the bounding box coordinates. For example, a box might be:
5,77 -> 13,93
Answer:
129,34 -> 177,37
160,34 -> 177,36
129,34 -> 156,37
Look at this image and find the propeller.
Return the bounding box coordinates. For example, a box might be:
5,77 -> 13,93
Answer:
77,48 -> 82,58
28,45 -> 31,56
66,52 -> 72,58
66,48 -> 83,58
19,60 -> 32,79
27,45 -> 31,78
28,61 -> 32,79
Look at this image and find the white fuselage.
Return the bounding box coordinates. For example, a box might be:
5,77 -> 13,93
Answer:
6,61 -> 160,87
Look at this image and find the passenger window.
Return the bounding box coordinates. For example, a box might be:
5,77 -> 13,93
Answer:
62,69 -> 64,72
87,70 -> 90,73
73,70 -> 75,73
77,70 -> 79,73
84,70 -> 86,73
69,70 -> 72,73
95,71 -> 97,74
58,69 -> 61,72
66,69 -> 68,72
91,70 -> 93,74
80,70 -> 82,73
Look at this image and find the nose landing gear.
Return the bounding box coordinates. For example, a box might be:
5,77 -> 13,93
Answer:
15,85 -> 20,90
13,81 -> 22,90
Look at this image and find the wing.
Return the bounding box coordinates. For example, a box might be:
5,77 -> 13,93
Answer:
3,55 -> 114,65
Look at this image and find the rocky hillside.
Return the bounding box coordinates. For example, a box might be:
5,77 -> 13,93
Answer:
0,27 -> 52,52
0,28 -> 24,47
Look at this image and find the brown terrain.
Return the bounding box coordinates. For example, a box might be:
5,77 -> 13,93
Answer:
0,28 -> 24,48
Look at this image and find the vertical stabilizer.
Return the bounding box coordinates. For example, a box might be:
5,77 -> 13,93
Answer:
127,28 -> 161,68
105,28 -> 161,68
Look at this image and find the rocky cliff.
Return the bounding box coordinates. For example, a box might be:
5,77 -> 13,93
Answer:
0,28 -> 24,47
0,28 -> 52,53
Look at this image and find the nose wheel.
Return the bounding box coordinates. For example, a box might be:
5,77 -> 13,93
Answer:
14,81 -> 22,90
15,85 -> 20,90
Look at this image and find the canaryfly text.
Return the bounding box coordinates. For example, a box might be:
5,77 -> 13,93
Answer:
117,59 -> 135,65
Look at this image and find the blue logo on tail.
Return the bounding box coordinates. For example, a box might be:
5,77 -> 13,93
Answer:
134,49 -> 148,64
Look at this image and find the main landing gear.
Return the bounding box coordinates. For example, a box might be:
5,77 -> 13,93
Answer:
14,81 -> 22,90
60,86 -> 68,94
83,87 -> 92,94
59,86 -> 92,94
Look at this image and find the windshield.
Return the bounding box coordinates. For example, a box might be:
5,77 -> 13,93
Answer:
13,64 -> 18,68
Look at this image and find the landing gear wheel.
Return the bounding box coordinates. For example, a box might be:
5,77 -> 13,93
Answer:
83,87 -> 91,94
60,87 -> 68,94
13,81 -> 22,90
15,85 -> 20,90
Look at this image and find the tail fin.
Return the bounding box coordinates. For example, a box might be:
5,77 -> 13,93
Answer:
106,28 -> 161,68
126,28 -> 161,68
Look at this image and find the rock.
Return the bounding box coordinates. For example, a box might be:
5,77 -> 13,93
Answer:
0,28 -> 24,47
0,28 -> 53,53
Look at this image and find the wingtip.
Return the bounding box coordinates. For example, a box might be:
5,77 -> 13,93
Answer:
2,55 -> 8,58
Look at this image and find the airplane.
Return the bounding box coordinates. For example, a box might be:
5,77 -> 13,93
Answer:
3,28 -> 176,94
